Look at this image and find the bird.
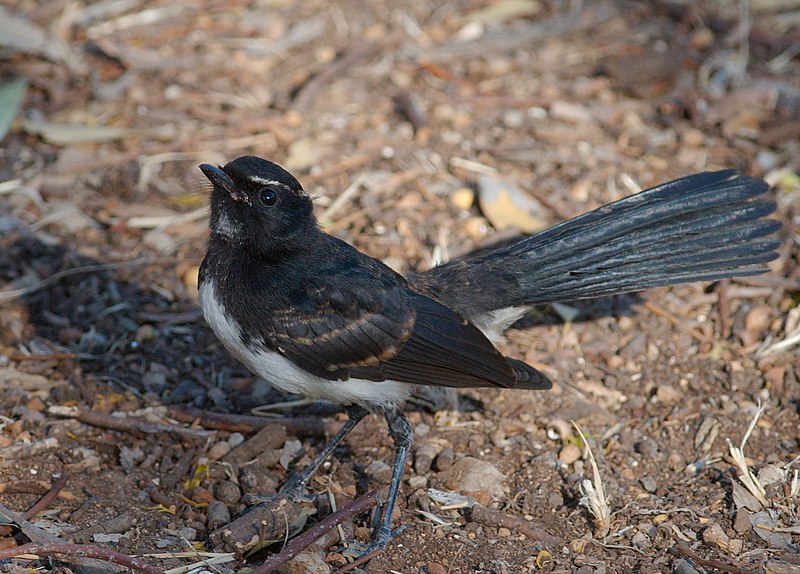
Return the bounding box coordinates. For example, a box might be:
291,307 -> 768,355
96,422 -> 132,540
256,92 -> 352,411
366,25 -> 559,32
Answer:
197,155 -> 780,555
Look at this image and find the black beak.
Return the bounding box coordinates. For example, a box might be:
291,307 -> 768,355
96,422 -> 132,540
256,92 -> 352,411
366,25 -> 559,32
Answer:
199,164 -> 250,204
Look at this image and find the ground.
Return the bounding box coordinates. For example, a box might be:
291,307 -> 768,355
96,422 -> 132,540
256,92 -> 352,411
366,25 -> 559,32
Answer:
0,1 -> 799,573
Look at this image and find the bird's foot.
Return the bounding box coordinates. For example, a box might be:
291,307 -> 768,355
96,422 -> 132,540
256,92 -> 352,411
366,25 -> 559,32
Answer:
276,477 -> 317,503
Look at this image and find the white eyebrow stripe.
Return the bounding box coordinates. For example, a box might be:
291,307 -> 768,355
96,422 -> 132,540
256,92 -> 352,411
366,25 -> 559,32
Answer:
249,176 -> 282,186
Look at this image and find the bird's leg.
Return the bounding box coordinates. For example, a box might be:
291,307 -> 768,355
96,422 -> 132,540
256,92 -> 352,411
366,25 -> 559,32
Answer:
280,404 -> 368,501
352,408 -> 413,556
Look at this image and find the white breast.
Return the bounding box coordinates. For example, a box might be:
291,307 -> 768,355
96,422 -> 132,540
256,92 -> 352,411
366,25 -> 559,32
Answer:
198,280 -> 413,409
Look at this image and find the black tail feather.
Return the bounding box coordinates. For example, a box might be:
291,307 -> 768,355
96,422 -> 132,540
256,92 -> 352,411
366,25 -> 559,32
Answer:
415,171 -> 780,314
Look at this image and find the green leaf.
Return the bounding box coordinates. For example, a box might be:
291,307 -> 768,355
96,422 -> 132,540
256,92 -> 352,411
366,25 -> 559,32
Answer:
0,78 -> 27,142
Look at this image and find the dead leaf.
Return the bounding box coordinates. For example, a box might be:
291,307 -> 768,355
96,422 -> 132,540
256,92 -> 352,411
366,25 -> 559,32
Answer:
477,174 -> 546,234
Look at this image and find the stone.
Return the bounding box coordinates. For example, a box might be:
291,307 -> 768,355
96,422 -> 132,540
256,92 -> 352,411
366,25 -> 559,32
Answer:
640,476 -> 657,493
558,444 -> 581,465
438,456 -> 506,499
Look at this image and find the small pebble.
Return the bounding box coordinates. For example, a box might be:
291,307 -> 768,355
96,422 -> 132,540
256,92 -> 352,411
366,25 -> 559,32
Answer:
427,562 -> 447,574
673,558 -> 701,574
414,443 -> 438,474
606,354 -> 625,369
631,531 -> 650,548
206,500 -> 231,530
207,441 -> 231,461
408,475 -> 427,490
502,110 -> 525,129
655,384 -> 681,404
640,476 -> 657,493
450,188 -> 474,211
497,527 -> 511,537
365,460 -> 393,484
745,306 -> 770,332
135,324 -> 156,344
633,439 -> 660,458
438,456 -> 506,499
617,316 -> 634,332
733,509 -> 752,534
214,480 -> 241,505
558,443 -> 581,465
547,491 -> 564,508
287,551 -> 330,574
434,447 -> 455,471
190,487 -> 215,505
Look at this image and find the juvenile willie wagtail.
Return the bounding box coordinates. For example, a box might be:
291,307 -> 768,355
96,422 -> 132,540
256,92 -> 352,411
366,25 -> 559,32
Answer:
198,156 -> 780,554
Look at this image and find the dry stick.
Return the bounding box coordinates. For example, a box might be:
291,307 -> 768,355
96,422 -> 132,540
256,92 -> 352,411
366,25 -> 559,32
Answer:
0,543 -> 164,574
252,492 -> 378,574
0,502 -> 138,574
22,474 -> 69,520
716,280 -> 732,339
467,504 -> 562,546
49,407 -> 212,442
671,541 -> 752,574
167,406 -> 340,436
643,301 -> 711,342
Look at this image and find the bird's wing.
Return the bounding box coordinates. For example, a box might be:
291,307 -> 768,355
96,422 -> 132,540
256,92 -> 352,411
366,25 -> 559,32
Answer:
352,292 -> 549,389
268,283 -> 416,379
270,282 -> 549,390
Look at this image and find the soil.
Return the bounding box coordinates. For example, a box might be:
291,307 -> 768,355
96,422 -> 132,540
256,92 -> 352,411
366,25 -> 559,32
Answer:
1,1 -> 799,573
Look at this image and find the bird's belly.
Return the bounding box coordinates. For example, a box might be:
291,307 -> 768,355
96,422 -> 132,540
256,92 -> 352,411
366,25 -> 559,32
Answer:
198,281 -> 413,409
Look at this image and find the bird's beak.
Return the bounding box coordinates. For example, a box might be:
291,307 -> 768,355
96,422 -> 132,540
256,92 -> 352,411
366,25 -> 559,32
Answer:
199,164 -> 250,204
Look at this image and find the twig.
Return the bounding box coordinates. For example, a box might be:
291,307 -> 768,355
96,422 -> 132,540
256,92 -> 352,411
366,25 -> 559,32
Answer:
48,406 -> 213,442
467,505 -> 561,546
0,501 -> 62,544
0,542 -> 164,574
716,280 -> 731,339
167,407 -> 340,436
643,301 -> 711,342
251,491 -> 378,574
22,474 -> 69,520
726,401 -> 768,508
573,422 -> 611,538
670,540 -> 751,574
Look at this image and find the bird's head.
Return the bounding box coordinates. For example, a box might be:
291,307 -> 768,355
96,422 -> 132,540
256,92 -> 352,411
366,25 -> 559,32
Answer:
200,156 -> 316,257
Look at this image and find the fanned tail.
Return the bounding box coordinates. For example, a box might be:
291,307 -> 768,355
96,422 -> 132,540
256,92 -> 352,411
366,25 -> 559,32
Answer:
415,171 -> 780,314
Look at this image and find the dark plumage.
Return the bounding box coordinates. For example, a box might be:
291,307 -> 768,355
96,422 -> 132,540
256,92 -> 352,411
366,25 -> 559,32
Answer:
198,155 -> 780,556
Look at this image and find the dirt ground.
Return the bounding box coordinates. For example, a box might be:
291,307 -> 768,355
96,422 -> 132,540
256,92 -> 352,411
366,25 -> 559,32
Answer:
1,1 -> 799,573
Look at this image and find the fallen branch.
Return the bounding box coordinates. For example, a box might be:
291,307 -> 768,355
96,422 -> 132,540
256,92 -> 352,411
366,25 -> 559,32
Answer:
467,504 -> 562,546
0,501 -> 135,573
670,540 -> 752,574
0,542 -> 164,574
48,406 -> 213,442
23,473 -> 69,520
167,407 -> 340,436
251,492 -> 378,574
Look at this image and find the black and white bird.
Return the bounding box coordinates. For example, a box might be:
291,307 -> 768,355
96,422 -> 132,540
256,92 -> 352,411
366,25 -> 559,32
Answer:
198,156 -> 780,554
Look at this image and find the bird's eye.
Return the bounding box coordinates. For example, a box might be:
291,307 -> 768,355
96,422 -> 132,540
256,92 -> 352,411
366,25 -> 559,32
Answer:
260,188 -> 278,206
